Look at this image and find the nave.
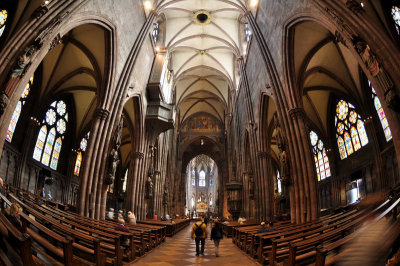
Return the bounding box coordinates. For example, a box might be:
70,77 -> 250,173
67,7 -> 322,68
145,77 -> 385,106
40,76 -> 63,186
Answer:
133,222 -> 257,266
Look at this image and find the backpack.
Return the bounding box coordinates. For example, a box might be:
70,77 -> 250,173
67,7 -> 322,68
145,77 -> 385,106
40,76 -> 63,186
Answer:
194,223 -> 204,237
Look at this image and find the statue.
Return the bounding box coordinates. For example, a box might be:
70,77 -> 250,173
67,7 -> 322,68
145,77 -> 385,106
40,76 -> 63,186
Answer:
147,176 -> 153,198
105,149 -> 119,185
1,43 -> 40,116
11,45 -> 38,78
162,185 -> 168,206
354,38 -> 400,112
280,150 -> 290,186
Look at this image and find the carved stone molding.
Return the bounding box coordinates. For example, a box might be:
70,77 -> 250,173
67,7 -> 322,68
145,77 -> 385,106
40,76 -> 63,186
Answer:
35,11 -> 70,47
134,152 -> 144,159
324,7 -> 355,43
0,92 -> 9,116
288,108 -> 305,121
95,108 -> 110,120
49,33 -> 62,50
31,4 -> 49,19
345,0 -> 364,15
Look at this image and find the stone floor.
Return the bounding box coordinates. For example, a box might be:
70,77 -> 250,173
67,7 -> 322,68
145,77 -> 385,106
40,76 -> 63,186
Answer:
131,222 -> 258,265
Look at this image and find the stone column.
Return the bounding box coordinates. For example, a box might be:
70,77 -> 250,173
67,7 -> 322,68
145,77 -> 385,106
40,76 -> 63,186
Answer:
77,108 -> 109,216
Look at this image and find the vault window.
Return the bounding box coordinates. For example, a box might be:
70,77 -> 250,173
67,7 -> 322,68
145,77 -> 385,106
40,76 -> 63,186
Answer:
335,100 -> 368,160
310,131 -> 331,181
6,75 -> 33,142
370,82 -> 392,142
33,100 -> 68,170
74,132 -> 90,176
199,170 -> 206,187
0,10 -> 7,37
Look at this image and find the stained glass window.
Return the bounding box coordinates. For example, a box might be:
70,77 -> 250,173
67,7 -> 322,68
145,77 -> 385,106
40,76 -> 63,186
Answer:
50,137 -> 62,169
337,136 -> 347,160
392,6 -> 400,34
33,100 -> 68,170
74,152 -> 82,176
370,82 -> 392,142
33,126 -> 47,161
6,75 -> 34,142
199,170 -> 206,187
244,22 -> 252,42
74,132 -> 89,176
310,131 -> 331,181
152,23 -> 159,44
0,10 -> 7,37
42,128 -> 56,166
335,100 -> 368,160
276,170 -> 282,193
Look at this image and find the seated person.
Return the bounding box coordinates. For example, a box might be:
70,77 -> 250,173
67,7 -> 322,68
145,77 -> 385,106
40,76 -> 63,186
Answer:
256,222 -> 269,234
115,220 -> 130,247
238,217 -> 246,224
107,208 -> 115,219
267,222 -> 277,232
127,211 -> 136,225
5,203 -> 22,231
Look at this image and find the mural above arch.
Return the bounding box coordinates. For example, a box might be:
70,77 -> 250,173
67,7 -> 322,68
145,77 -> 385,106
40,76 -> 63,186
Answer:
181,113 -> 223,134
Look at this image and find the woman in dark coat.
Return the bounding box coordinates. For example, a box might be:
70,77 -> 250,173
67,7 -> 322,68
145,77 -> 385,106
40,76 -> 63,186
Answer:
210,222 -> 223,257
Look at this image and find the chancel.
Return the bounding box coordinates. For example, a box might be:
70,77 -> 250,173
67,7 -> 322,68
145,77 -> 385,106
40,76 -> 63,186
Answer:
0,0 -> 399,265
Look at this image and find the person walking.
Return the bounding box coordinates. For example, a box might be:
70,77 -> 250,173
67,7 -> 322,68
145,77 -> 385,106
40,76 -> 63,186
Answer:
191,220 -> 208,256
211,222 -> 223,257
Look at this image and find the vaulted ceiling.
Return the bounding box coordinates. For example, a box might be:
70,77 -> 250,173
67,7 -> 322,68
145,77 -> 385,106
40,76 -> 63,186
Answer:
294,21 -> 364,137
159,0 -> 248,126
37,24 -> 106,138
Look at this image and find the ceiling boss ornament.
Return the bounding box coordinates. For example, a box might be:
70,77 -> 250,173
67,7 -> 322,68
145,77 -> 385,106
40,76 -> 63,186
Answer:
193,10 -> 211,25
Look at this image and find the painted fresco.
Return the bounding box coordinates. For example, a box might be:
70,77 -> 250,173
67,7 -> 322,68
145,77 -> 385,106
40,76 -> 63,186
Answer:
181,115 -> 222,133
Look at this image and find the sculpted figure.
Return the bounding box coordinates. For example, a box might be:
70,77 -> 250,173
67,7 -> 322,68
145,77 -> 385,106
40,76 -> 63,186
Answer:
105,149 -> 119,185
354,38 -> 400,112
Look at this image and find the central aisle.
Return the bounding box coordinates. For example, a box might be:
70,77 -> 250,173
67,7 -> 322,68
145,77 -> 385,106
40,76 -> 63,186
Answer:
132,222 -> 258,265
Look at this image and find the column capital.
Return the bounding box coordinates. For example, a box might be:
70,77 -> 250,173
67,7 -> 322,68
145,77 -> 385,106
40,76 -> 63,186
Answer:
95,108 -> 110,120
288,108 -> 305,121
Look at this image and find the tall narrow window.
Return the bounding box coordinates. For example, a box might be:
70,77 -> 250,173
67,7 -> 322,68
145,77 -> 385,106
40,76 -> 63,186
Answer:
244,22 -> 252,43
152,23 -> 159,44
276,170 -> 282,193
392,6 -> 400,34
370,82 -> 392,141
122,169 -> 129,192
33,100 -> 68,170
310,131 -> 331,181
122,168 -> 128,193
199,170 -> 206,187
335,100 -> 368,160
6,75 -> 33,142
74,132 -> 89,176
0,10 -> 7,37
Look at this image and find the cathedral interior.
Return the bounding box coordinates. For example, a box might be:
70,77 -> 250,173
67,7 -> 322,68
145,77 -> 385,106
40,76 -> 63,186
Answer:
0,0 -> 400,265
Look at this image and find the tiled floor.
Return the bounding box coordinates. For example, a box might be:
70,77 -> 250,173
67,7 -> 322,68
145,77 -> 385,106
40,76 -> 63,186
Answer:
131,223 -> 258,265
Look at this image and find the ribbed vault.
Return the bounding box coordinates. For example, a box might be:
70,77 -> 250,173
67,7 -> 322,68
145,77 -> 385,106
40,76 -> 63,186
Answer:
159,0 -> 247,125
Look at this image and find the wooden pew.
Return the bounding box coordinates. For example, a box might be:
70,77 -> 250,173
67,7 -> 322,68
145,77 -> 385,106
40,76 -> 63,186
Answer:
0,212 -> 35,265
6,193 -> 108,265
270,198 -> 395,265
